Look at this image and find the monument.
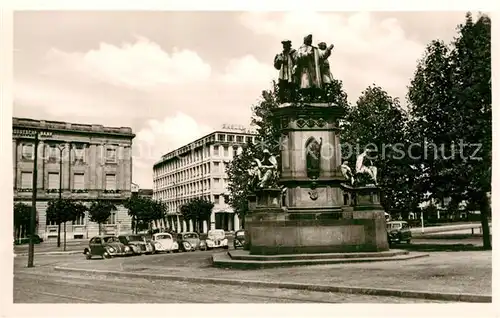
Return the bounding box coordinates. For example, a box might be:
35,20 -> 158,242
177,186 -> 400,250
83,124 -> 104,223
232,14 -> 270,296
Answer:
213,34 -> 427,268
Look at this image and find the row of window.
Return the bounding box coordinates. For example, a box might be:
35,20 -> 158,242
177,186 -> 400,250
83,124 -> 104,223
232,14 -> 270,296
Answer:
18,171 -> 118,190
165,193 -> 229,213
155,177 -> 229,200
154,142 -> 247,177
155,160 -> 230,189
46,211 -> 116,226
19,143 -> 119,163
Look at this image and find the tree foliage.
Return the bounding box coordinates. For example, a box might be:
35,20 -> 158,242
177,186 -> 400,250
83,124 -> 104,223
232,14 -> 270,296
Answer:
124,196 -> 168,233
341,86 -> 422,217
407,12 -> 491,249
179,197 -> 214,233
13,203 -> 33,240
88,200 -> 117,235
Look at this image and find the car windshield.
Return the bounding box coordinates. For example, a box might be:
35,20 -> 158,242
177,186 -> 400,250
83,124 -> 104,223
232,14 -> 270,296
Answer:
128,235 -> 143,241
387,223 -> 403,230
156,234 -> 172,240
183,233 -> 198,239
236,231 -> 245,238
208,230 -> 225,240
103,237 -> 119,243
118,237 -> 129,244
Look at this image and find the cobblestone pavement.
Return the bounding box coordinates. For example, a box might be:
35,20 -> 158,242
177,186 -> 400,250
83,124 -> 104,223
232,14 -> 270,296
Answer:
22,244 -> 491,297
14,261 -> 449,303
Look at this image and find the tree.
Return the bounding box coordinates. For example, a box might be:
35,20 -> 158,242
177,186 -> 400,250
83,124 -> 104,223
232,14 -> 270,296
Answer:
341,86 -> 422,217
124,196 -> 168,233
88,200 -> 117,235
46,199 -> 87,244
407,13 -> 491,249
180,198 -> 214,233
13,203 -> 32,241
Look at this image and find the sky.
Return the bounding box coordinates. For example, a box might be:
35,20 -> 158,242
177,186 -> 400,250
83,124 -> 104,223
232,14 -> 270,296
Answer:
13,11 -> 473,189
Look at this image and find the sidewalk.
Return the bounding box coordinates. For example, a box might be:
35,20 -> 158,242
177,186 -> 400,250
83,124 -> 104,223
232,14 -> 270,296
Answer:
14,241 -> 86,255
56,250 -> 491,301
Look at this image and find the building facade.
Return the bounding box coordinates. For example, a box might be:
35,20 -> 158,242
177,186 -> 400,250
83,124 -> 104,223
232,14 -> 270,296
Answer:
153,129 -> 256,233
13,117 -> 135,240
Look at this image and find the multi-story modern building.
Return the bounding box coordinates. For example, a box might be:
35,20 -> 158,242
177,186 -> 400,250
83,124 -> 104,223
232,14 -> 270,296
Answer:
153,127 -> 256,233
13,117 -> 135,240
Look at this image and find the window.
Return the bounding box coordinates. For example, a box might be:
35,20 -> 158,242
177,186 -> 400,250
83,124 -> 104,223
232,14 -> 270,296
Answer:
48,172 -> 60,190
236,136 -> 244,142
214,178 -> 220,186
105,212 -> 116,225
106,148 -> 116,163
224,195 -> 230,204
73,213 -> 85,225
214,145 -> 220,156
105,174 -> 116,190
74,144 -> 86,163
73,173 -> 85,190
224,146 -> 229,157
47,144 -> 58,162
214,195 -> 220,204
214,162 -> 220,173
227,135 -> 234,142
21,172 -> 33,189
246,136 -> 253,144
233,147 -> 238,157
22,144 -> 34,160
218,134 -> 225,141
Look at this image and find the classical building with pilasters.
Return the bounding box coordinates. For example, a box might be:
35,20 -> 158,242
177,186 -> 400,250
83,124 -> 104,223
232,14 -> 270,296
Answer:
153,129 -> 256,233
12,117 -> 135,240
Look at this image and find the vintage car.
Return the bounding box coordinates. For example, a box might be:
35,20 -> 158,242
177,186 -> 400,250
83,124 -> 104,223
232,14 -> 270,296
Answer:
83,236 -> 134,259
198,233 -> 208,251
176,232 -> 201,252
233,229 -> 246,249
205,229 -> 229,250
387,221 -> 412,244
118,234 -> 155,255
151,232 -> 179,253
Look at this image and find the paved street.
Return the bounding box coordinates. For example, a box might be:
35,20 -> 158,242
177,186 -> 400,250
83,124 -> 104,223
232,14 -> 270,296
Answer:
14,254 -> 448,303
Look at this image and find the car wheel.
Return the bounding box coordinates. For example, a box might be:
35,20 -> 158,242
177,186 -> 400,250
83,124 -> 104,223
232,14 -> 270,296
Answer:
85,253 -> 92,260
103,252 -> 111,259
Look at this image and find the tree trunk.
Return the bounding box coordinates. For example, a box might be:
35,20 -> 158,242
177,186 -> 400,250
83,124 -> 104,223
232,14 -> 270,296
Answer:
57,223 -> 61,247
98,223 -> 102,235
479,192 -> 491,250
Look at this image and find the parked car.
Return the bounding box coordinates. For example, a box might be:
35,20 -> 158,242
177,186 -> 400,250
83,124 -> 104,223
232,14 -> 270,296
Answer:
205,229 -> 229,250
152,232 -> 179,253
386,221 -> 412,244
118,234 -> 154,255
176,232 -> 201,252
233,229 -> 246,249
83,236 -> 134,259
14,234 -> 43,245
198,233 -> 208,251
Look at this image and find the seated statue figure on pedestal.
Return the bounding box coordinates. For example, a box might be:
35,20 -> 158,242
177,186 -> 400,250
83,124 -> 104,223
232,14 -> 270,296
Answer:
248,149 -> 279,189
355,149 -> 378,186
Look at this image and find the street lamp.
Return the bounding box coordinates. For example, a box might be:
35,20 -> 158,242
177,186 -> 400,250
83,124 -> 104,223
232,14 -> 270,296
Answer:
57,144 -> 67,251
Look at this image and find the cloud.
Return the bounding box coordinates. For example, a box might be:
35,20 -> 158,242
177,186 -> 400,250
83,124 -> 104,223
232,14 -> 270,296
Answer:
220,54 -> 276,84
44,36 -> 212,89
131,112 -> 213,187
239,11 -> 425,103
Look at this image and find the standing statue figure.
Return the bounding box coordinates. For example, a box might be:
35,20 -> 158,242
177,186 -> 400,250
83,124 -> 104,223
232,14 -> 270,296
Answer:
294,34 -> 335,100
306,137 -> 323,179
317,42 -> 335,85
274,39 -> 297,103
251,149 -> 279,188
355,149 -> 378,185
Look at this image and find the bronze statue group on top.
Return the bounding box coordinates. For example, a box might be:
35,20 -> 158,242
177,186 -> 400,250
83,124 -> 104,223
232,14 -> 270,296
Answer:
274,34 -> 335,104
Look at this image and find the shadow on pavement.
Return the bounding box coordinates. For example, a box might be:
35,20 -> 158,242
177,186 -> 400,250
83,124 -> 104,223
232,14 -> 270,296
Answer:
393,243 -> 487,252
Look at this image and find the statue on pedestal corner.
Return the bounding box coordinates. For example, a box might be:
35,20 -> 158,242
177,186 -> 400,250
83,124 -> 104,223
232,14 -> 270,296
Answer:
248,149 -> 279,189
274,39 -> 298,103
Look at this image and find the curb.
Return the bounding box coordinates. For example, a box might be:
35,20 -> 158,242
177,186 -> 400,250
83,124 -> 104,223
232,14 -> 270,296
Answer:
15,251 -> 82,257
54,266 -> 491,303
